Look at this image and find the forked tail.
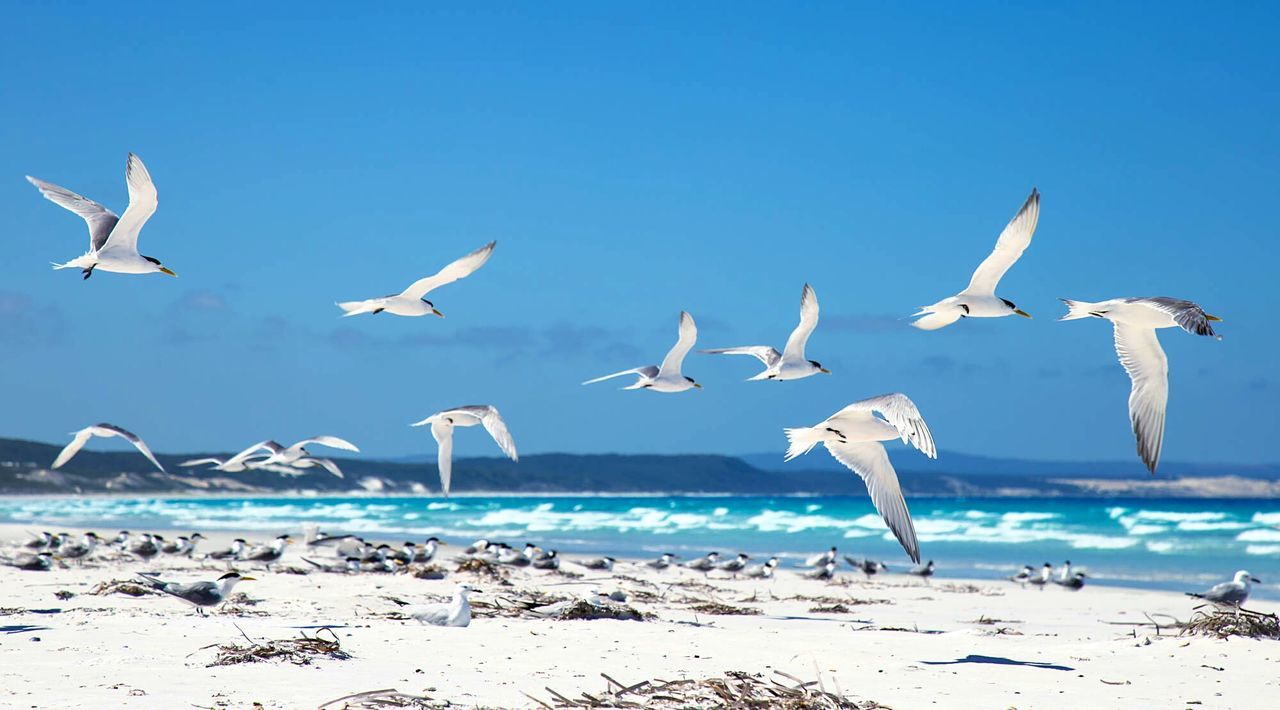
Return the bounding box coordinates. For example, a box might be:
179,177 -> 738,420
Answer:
336,300 -> 376,317
783,426 -> 823,461
1058,298 -> 1100,321
909,304 -> 964,331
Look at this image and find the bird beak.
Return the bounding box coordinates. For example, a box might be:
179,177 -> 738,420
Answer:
1252,577 -> 1262,583
1014,309 -> 1032,318
240,576 -> 257,582
472,588 -> 485,593
159,267 -> 178,277
432,308 -> 444,317
693,383 -> 703,389
819,367 -> 831,374
1206,314 -> 1223,322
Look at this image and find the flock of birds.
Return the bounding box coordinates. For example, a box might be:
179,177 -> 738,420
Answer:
24,154 -> 1225,568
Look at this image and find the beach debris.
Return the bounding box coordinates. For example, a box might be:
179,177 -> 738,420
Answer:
205,626 -> 351,667
939,583 -> 1004,596
1180,606 -> 1280,640
556,599 -> 649,621
530,670 -> 881,708
809,603 -> 854,614
318,688 -> 448,709
53,590 -> 76,600
410,564 -> 448,580
969,615 -> 1022,625
88,579 -> 163,597
454,557 -> 510,581
688,602 -> 761,616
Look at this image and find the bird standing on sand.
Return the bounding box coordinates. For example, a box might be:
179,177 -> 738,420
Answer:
26,153 -> 177,279
646,553 -> 678,570
744,557 -> 779,579
683,552 -> 720,572
1186,570 -> 1261,607
703,284 -> 830,381
1059,297 -> 1222,474
207,538 -> 247,561
1027,563 -> 1053,590
411,405 -> 518,497
716,553 -> 751,577
59,532 -> 100,562
1,551 -> 54,571
784,393 -> 937,563
911,188 -> 1039,330
129,534 -> 161,561
137,571 -> 255,615
804,546 -> 838,568
337,241 -> 496,317
21,532 -> 53,549
576,556 -> 616,571
243,535 -> 292,568
804,561 -> 836,580
583,311 -> 702,392
908,560 -> 935,579
52,423 -> 166,473
532,550 -> 560,570
408,584 -> 480,627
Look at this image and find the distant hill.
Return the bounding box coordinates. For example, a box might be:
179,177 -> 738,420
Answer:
1,437 -> 1276,498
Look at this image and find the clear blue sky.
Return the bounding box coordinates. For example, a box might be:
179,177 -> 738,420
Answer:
2,4 -> 1276,464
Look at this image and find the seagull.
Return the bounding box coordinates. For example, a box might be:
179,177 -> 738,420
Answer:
26,153 -> 177,279
703,284 -> 830,381
583,311 -> 702,392
337,241 -> 495,317
783,394 -> 937,563
136,571 -> 255,614
803,561 -> 836,580
744,557 -> 779,579
911,188 -> 1039,330
803,546 -> 838,568
907,560 -> 935,579
1,551 -> 54,571
576,556 -> 616,571
407,584 -> 480,627
645,553 -> 678,570
52,423 -> 165,473
682,551 -> 720,572
1186,570 -> 1261,607
1059,297 -> 1222,474
411,405 -> 518,497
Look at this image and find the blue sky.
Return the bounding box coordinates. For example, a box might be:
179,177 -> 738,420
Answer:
2,4 -> 1276,464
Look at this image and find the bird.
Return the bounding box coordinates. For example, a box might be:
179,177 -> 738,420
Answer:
703,283 -> 830,381
1059,297 -> 1222,474
497,544 -> 538,567
407,584 -> 480,627
463,539 -> 492,556
162,533 -> 205,556
336,241 -> 496,317
206,539 -> 247,561
21,531 -> 53,549
1186,570 -> 1262,607
910,188 -> 1039,330
417,537 -> 442,563
228,436 -> 359,470
1027,562 -> 1053,590
178,456 -> 272,473
682,552 -> 720,572
576,556 -> 616,571
58,532 -> 100,562
52,423 -> 165,473
804,561 -> 836,580
243,535 -> 292,567
1056,571 -> 1088,591
645,553 -> 678,570
803,546 -> 838,568
136,571 -> 255,615
532,550 -> 560,570
26,153 -> 177,280
411,405 -> 518,497
783,393 -> 937,563
583,311 -> 702,392
129,534 -> 161,560
1009,565 -> 1035,584
744,557 -> 779,579
2,551 -> 54,571
715,553 -> 751,576
907,560 -> 935,579
845,556 -> 887,577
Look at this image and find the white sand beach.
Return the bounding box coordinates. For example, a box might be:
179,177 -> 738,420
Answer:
1,524 -> 1276,709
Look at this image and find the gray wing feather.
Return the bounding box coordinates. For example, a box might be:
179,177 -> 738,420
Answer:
1131,297 -> 1218,337
1112,323 -> 1168,474
25,176 -> 119,251
825,441 -> 920,563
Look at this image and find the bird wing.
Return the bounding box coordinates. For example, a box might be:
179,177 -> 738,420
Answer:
431,419 -> 455,496
411,602 -> 452,625
474,407 -> 518,461
100,153 -> 158,254
831,393 -> 937,459
52,428 -> 95,468
304,457 -> 345,478
93,423 -> 165,473
657,311 -> 697,377
1133,298 -> 1219,337
825,441 -> 920,563
179,458 -> 223,467
964,188 -> 1040,295
701,346 -> 781,367
25,176 -> 120,251
223,440 -> 282,468
582,366 -> 659,385
1112,322 -> 1168,474
293,435 -> 360,453
400,241 -> 496,299
781,283 -> 819,363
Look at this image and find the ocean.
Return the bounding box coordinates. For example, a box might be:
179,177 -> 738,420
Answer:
2,495 -> 1277,599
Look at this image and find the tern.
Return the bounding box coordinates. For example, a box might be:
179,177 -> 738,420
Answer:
408,584 -> 480,627
583,311 -> 702,392
411,405 -> 518,497
1009,565 -> 1035,584
52,423 -> 165,473
907,560 -> 935,579
532,550 -> 560,570
804,561 -> 836,580
2,551 -> 54,571
137,571 -> 255,615
744,557 -> 779,579
59,532 -> 100,562
207,539 -> 247,561
845,556 -> 887,577
1060,297 -> 1222,474
26,153 -> 177,279
803,546 -> 838,568
228,436 -> 359,469
21,531 -> 53,549
337,241 -> 495,317
911,188 -> 1039,330
783,393 -> 937,563
1055,571 -> 1087,591
645,553 -> 678,570
716,553 -> 751,576
1186,570 -> 1261,607
243,535 -> 292,568
703,283 -> 830,380
682,552 -> 720,572
129,534 -> 161,560
575,556 -> 616,571
1027,562 -> 1053,590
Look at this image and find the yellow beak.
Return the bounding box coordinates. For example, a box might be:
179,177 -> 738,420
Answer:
693,383 -> 703,389
239,576 -> 257,582
432,309 -> 444,317
1014,309 -> 1032,319
1206,314 -> 1223,322
159,267 -> 178,277
819,367 -> 831,374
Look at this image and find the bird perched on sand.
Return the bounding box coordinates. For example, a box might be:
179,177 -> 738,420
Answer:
407,584 -> 480,627
1055,571 -> 1087,591
1186,570 -> 1261,607
411,405 -> 518,497
716,553 -> 751,576
682,552 -> 720,572
21,531 -> 53,549
1027,562 -> 1053,590
337,241 -> 495,317
646,553 -> 678,570
784,394 -> 937,563
804,561 -> 836,580
532,550 -> 560,570
1009,565 -> 1035,584
583,312 -> 702,392
59,532 -> 100,562
26,153 -> 177,279
1059,297 -> 1222,474
804,546 -> 837,568
907,560 -> 935,579
52,423 -> 165,473
576,556 -> 616,571
243,535 -> 292,568
845,557 -> 887,577
911,188 -> 1039,330
744,557 -> 779,579
206,538 -> 247,561
136,571 -> 255,614
703,284 -> 830,381
1,551 -> 54,571
129,534 -> 161,560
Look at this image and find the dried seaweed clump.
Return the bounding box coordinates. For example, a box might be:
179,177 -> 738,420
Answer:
88,579 -> 161,597
411,564 -> 448,580
454,558 -> 510,581
318,688 -> 450,709
207,628 -> 352,667
531,670 -> 883,709
688,602 -> 762,616
809,604 -> 853,614
558,600 -> 649,621
1181,607 -> 1280,640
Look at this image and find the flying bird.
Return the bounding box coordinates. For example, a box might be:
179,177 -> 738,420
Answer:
220,436 -> 358,473
52,423 -> 165,473
911,188 -> 1039,330
26,153 -> 176,279
336,241 -> 496,317
783,393 -> 937,563
1186,570 -> 1261,607
1059,297 -> 1221,474
583,311 -> 702,392
411,405 -> 517,497
703,283 -> 830,380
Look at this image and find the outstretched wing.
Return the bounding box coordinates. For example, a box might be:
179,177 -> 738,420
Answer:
965,188 -> 1039,295
781,283 -> 819,363
582,366 -> 658,385
179,458 -> 223,468
25,176 -> 119,251
95,424 -> 165,473
400,241 -> 496,299
430,420 -> 455,497
657,311 -> 697,377
831,393 -> 937,459
52,428 -> 95,469
1135,298 -> 1219,338
293,435 -> 360,453
1112,323 -> 1168,474
223,440 -> 283,468
702,346 -> 782,367
825,441 -> 920,563
101,153 -> 158,254
304,457 -> 345,479
478,407 -> 518,462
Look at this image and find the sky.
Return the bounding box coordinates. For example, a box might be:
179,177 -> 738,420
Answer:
1,3 -> 1276,465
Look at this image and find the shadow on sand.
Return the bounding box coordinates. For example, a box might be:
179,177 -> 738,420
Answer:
921,654 -> 1075,671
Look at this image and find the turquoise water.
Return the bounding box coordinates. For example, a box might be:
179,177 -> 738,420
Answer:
2,495 -> 1277,598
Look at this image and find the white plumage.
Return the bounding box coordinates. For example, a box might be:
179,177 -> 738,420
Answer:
411,405 -> 518,496
337,242 -> 495,317
583,311 -> 702,392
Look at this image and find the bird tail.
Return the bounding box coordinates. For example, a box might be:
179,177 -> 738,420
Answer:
135,572 -> 165,589
1058,298 -> 1099,321
909,304 -> 964,331
783,427 -> 823,462
1185,592 -> 1205,599
335,300 -> 376,317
